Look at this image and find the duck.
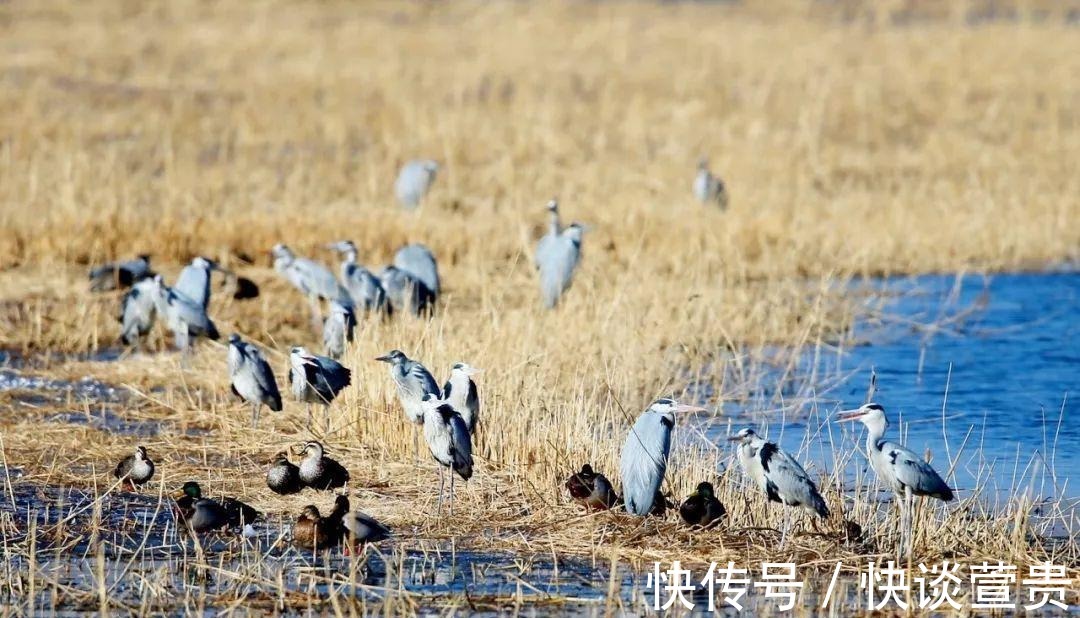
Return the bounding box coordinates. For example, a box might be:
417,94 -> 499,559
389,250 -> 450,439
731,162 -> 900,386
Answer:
173,481 -> 262,533
113,445 -> 155,490
266,451 -> 303,495
292,505 -> 333,550
296,441 -> 350,490
679,482 -> 727,528
650,490 -> 676,517
565,464 -> 618,510
328,495 -> 391,551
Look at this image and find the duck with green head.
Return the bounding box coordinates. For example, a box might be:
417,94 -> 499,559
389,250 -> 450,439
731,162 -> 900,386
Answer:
173,481 -> 262,534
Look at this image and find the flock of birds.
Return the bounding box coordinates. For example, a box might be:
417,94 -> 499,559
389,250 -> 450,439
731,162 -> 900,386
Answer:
98,158 -> 952,555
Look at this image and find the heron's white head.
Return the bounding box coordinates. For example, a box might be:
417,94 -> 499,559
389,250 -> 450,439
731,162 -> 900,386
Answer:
271,244 -> 294,262
697,157 -> 710,170
836,403 -> 888,433
423,160 -> 439,175
327,240 -> 357,254
290,346 -> 314,367
564,223 -> 585,242
726,427 -> 763,446
451,362 -> 481,378
648,398 -> 706,418
329,300 -> 353,318
375,349 -> 408,365
191,256 -> 215,270
546,198 -> 559,213
228,333 -> 243,347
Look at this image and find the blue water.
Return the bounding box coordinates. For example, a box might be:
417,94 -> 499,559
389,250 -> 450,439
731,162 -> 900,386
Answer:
705,271 -> 1079,501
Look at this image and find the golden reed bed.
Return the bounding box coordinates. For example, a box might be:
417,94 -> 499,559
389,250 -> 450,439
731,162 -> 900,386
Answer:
0,0 -> 1078,611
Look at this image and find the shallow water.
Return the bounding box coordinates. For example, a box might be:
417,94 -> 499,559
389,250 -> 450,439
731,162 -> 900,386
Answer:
704,271 -> 1079,502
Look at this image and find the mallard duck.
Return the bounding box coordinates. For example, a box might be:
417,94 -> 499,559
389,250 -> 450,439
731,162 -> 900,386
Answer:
113,446 -> 155,490
327,495 -> 390,551
296,441 -> 350,490
565,464 -> 618,510
174,481 -> 261,533
266,451 -> 302,495
292,505 -> 333,550
221,496 -> 263,528
679,482 -> 727,528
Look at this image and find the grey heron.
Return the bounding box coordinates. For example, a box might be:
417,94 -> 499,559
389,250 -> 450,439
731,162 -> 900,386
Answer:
537,222 -> 584,309
327,240 -> 390,316
227,334 -> 283,427
394,159 -> 439,209
266,451 -> 302,495
679,482 -> 727,528
380,265 -> 436,316
420,393 -> 473,514
89,254 -> 154,292
620,398 -> 706,516
442,362 -> 480,434
272,243 -> 352,328
113,445 -> 154,491
533,199 -> 561,267
693,158 -> 728,209
174,256 -> 216,309
296,440 -> 350,490
836,403 -> 954,557
332,495 -> 392,551
393,243 -> 440,297
565,464 -> 618,510
147,275 -> 219,351
728,428 -> 830,547
322,300 -> 356,360
118,278 -> 157,348
375,349 -> 441,460
288,346 -> 352,433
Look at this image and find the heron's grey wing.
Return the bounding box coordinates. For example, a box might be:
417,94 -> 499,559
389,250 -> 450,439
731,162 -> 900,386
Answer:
227,343 -> 243,377
408,363 -> 441,397
250,350 -> 282,411
760,444 -> 828,514
169,294 -> 212,331
619,414 -> 670,515
314,357 -> 352,397
534,233 -> 556,269
466,380 -> 479,420
174,265 -> 210,309
395,162 -> 431,207
447,413 -> 474,479
538,236 -> 580,307
393,244 -> 440,295
883,441 -> 954,500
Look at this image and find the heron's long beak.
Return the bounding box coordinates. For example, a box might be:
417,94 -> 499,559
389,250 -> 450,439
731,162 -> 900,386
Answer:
374,354 -> 392,363
674,404 -> 707,413
725,435 -> 743,442
835,409 -> 865,422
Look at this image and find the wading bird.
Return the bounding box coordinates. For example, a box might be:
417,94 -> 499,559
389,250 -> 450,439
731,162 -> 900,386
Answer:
322,300 -> 356,360
118,278 -> 158,348
728,428 -> 829,547
332,495 -> 392,551
693,158 -> 728,209
296,441 -> 350,490
393,243 -> 440,297
272,244 -> 351,328
327,240 -> 389,316
679,482 -> 726,528
537,222 -> 584,309
174,256 -> 216,309
534,199 -> 561,268
565,464 -> 618,510
394,159 -> 439,209
836,403 -> 954,557
288,346 -> 351,433
420,394 -> 473,515
89,255 -> 154,292
620,398 -> 706,516
228,334 -> 282,427
380,265 -> 436,316
292,505 -> 332,551
442,363 -> 480,433
376,349 -> 441,459
266,451 -> 302,495
113,446 -> 154,490
147,275 -> 219,351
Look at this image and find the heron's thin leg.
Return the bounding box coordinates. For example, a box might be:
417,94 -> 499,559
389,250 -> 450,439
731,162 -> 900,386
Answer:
251,403 -> 259,429
437,466 -> 445,516
412,425 -> 419,468
779,507 -> 791,549
449,472 -> 455,516
903,487 -> 913,563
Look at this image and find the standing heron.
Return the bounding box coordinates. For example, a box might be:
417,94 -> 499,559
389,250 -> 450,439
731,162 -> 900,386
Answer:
620,398 -> 706,516
113,445 -> 155,491
836,403 -> 954,557
536,223 -> 584,309
533,199 -> 561,267
272,244 -> 352,328
375,349 -> 441,460
380,265 -> 436,316
394,159 -> 439,209
89,254 -> 154,292
442,362 -> 480,434
118,278 -> 158,348
728,428 -> 830,547
288,346 -> 352,433
322,300 -> 356,360
420,394 -> 473,514
327,240 -> 390,316
693,158 -> 728,209
147,275 -> 219,351
174,256 -> 216,309
227,334 -> 283,427
393,243 -> 440,298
